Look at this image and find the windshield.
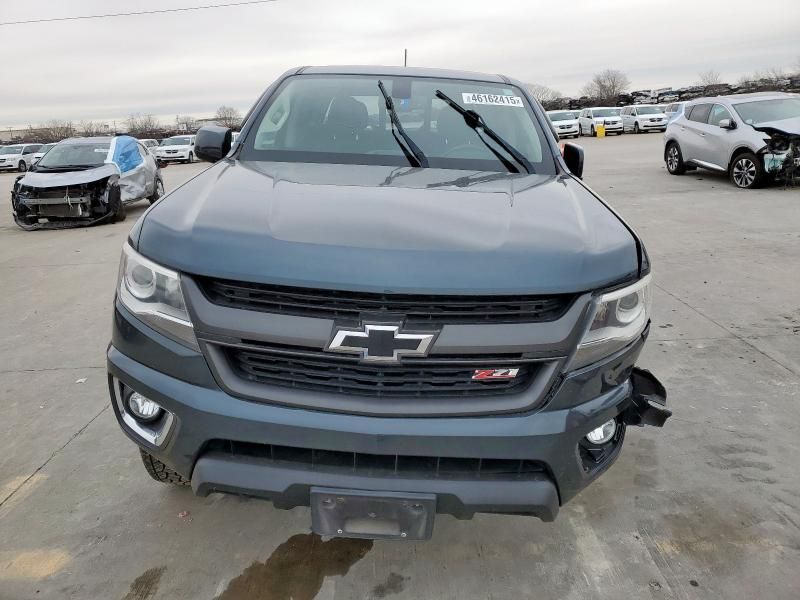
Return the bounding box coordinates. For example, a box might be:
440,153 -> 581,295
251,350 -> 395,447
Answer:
592,108 -> 622,118
733,98 -> 800,125
636,106 -> 662,115
37,142 -> 110,168
163,137 -> 191,146
241,74 -> 555,174
0,145 -> 23,155
593,108 -> 620,117
548,111 -> 578,121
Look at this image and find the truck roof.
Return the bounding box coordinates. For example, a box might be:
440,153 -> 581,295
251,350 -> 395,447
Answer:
297,65 -> 509,84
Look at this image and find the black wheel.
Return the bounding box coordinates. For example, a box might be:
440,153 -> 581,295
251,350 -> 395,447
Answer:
148,177 -> 164,204
139,449 -> 190,486
186,152 -> 194,164
665,142 -> 686,175
590,125 -> 596,137
108,183 -> 126,223
729,152 -> 764,189
634,122 -> 640,134
18,160 -> 27,172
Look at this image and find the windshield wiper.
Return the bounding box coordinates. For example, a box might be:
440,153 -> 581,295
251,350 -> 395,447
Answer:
434,90 -> 534,174
377,80 -> 428,168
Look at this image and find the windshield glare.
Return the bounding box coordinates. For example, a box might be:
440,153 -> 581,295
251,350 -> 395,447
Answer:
636,106 -> 662,115
37,142 -> 110,168
733,98 -> 800,125
163,137 -> 191,146
548,111 -> 578,121
241,75 -> 555,174
593,108 -> 620,117
0,146 -> 23,155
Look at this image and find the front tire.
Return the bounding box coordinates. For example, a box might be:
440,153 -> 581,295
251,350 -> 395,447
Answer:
634,122 -> 640,134
139,449 -> 190,486
186,152 -> 194,164
665,142 -> 686,175
148,177 -> 164,204
108,183 -> 126,223
591,125 -> 596,137
18,160 -> 27,172
730,152 -> 764,189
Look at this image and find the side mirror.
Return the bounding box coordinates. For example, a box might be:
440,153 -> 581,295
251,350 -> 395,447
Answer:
718,119 -> 736,130
562,142 -> 584,179
194,125 -> 232,162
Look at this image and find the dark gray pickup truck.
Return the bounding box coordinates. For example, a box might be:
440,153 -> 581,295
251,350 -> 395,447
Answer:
107,66 -> 670,540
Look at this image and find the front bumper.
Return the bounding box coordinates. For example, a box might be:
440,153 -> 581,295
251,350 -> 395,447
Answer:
107,303 -> 669,523
157,152 -> 189,161
640,121 -> 667,130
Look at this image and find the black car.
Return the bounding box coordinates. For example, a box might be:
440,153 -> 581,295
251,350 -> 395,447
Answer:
107,66 -> 670,540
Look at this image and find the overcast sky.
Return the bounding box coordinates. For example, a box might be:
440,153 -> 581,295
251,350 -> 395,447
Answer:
2,0 -> 798,128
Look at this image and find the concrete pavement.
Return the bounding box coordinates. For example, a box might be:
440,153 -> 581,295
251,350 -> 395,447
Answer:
1,136 -> 798,599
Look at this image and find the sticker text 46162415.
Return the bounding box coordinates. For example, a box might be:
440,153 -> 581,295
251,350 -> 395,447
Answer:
461,93 -> 523,107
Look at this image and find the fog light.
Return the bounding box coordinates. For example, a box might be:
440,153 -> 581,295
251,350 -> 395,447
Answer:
586,419 -> 616,444
126,391 -> 163,423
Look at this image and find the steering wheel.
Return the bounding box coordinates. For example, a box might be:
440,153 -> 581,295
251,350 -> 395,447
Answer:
440,143 -> 488,158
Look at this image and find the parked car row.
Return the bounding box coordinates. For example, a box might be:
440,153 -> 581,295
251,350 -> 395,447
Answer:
546,104 -> 667,138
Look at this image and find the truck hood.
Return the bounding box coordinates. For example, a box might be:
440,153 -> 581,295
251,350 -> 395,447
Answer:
137,161 -> 639,294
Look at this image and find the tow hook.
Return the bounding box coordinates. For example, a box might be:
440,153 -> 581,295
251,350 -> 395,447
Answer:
622,368 -> 671,427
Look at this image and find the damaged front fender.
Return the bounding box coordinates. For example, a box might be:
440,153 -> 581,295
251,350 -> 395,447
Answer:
622,367 -> 671,427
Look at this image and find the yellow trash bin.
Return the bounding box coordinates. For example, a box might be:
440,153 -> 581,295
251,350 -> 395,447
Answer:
596,123 -> 606,137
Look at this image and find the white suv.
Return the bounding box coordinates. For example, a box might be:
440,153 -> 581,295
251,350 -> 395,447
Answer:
621,105 -> 668,133
154,135 -> 196,163
578,107 -> 623,136
546,110 -> 580,138
0,143 -> 42,172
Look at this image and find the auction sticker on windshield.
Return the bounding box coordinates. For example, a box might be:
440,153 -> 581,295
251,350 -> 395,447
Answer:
462,93 -> 523,107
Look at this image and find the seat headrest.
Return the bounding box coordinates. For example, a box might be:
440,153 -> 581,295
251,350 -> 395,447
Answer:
325,96 -> 368,131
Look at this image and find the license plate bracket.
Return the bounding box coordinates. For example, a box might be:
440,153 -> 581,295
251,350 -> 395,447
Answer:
310,487 -> 436,540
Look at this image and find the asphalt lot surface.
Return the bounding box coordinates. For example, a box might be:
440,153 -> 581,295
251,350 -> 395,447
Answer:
1,135 -> 799,600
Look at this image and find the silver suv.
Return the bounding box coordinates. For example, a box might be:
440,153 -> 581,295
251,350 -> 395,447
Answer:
663,92 -> 800,188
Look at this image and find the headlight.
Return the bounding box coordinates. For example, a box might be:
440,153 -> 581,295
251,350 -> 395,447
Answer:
117,243 -> 198,350
569,274 -> 652,370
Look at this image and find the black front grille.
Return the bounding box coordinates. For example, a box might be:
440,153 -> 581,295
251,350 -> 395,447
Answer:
206,440 -> 547,481
223,343 -> 538,398
197,277 -> 574,324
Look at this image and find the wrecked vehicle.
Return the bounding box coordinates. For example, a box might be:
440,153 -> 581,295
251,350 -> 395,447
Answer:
11,136 -> 163,230
108,66 -> 670,541
664,92 -> 800,188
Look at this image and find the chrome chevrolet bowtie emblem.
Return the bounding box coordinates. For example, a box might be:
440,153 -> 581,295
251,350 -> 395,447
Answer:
326,324 -> 437,363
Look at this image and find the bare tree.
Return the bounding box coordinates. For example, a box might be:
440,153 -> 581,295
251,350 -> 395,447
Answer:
525,84 -> 563,104
214,105 -> 242,129
175,114 -> 198,132
80,120 -> 107,137
763,66 -> 786,83
127,113 -> 161,137
581,69 -> 631,103
698,69 -> 722,87
35,120 -> 76,142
